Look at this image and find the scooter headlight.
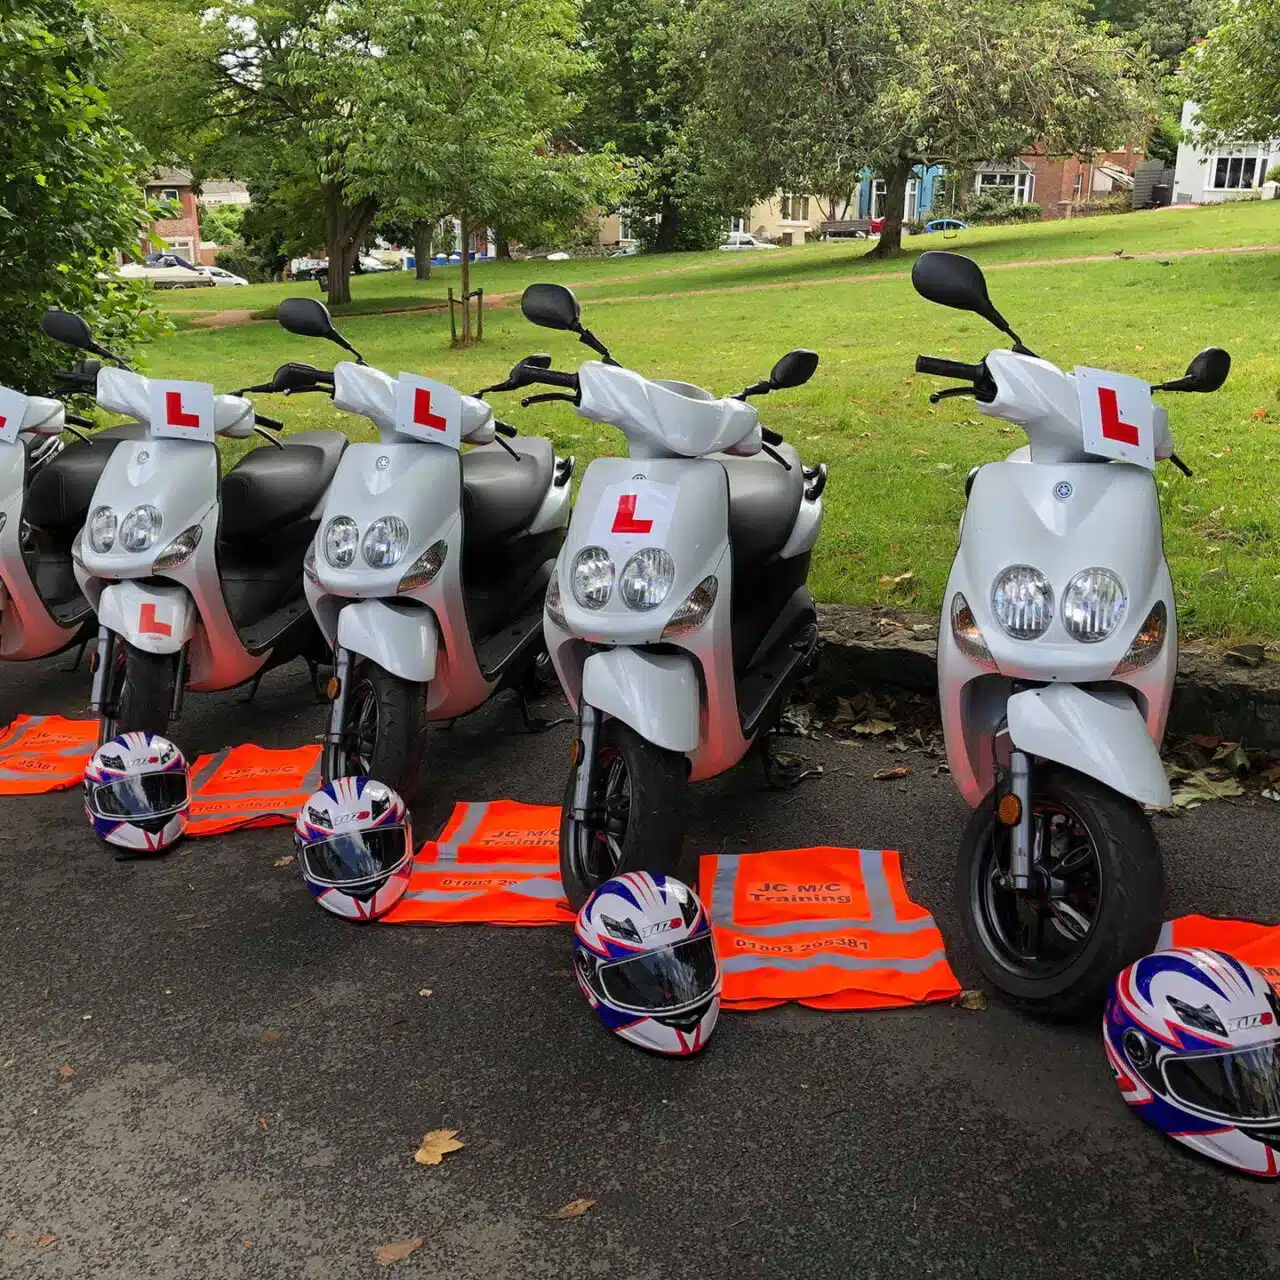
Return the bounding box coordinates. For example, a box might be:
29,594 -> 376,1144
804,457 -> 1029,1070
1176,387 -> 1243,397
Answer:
662,575 -> 718,639
545,567 -> 567,629
618,548 -> 675,611
88,505 -> 117,553
1113,601 -> 1168,675
1062,568 -> 1127,643
991,565 -> 1053,640
362,515 -> 410,568
119,505 -> 162,553
571,546 -> 614,609
950,592 -> 996,670
324,516 -> 358,568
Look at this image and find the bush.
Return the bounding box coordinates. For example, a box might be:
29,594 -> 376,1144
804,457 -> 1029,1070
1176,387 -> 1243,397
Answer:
1267,164 -> 1280,185
214,242 -> 277,283
1072,191 -> 1133,218
902,218 -> 926,235
966,189 -> 1042,224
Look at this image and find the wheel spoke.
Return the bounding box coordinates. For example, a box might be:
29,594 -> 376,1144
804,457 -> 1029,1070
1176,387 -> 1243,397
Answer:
1048,896 -> 1092,940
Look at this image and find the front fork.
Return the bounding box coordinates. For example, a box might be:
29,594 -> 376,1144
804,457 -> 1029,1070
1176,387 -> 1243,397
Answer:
89,625 -> 117,714
569,702 -> 601,822
327,646 -> 353,746
1008,748 -> 1033,889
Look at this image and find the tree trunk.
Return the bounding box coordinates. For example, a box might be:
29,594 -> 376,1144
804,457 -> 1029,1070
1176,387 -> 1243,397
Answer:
654,195 -> 679,252
323,183 -> 377,307
495,234 -> 512,260
865,162 -> 911,259
458,212 -> 472,346
413,220 -> 433,280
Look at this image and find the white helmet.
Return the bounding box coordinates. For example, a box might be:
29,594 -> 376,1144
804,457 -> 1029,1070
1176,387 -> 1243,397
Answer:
83,732 -> 189,854
573,872 -> 721,1056
294,776 -> 413,921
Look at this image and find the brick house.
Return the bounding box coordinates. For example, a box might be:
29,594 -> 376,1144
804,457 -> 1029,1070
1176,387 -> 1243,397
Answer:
141,167 -> 203,262
972,144 -> 1144,218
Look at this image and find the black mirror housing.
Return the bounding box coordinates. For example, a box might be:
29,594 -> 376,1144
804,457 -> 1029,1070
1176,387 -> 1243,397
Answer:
41,309 -> 96,352
277,297 -> 336,339
521,283 -> 581,331
771,349 -> 819,390
911,252 -> 1011,335
1183,347 -> 1231,392
270,362 -> 330,393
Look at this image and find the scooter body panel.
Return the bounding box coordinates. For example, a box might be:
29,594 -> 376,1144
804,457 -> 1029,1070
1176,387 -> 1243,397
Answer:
581,648 -> 700,753
336,598 -> 439,684
97,580 -> 195,655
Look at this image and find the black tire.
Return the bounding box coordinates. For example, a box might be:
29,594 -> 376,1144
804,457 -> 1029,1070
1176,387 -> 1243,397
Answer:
559,718 -> 689,911
113,643 -> 178,736
323,662 -> 427,799
955,764 -> 1164,1020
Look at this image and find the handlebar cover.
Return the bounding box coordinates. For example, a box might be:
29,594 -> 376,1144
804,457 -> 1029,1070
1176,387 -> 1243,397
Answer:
915,355 -> 983,381
761,427 -> 783,446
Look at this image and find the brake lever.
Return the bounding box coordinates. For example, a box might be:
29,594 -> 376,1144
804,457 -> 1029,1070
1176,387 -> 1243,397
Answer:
521,392 -> 578,408
762,443 -> 793,471
495,421 -> 517,437
929,387 -> 977,405
1169,452 -> 1193,477
254,425 -> 285,449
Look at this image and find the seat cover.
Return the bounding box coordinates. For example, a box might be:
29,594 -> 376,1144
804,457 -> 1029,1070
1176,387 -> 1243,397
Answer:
220,430 -> 346,542
719,445 -> 803,565
462,439 -> 553,547
23,425 -> 147,531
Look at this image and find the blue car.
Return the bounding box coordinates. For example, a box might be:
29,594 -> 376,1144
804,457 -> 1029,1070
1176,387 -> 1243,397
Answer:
924,218 -> 968,233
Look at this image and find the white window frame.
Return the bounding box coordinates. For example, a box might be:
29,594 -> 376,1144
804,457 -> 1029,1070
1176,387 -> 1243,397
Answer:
976,171 -> 1035,203
729,214 -> 746,234
905,177 -> 920,222
779,193 -> 810,224
159,187 -> 180,205
1209,148 -> 1268,190
618,210 -> 633,242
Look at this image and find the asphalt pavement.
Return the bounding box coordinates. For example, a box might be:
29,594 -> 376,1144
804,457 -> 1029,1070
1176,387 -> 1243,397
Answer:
2,651 -> 1278,1280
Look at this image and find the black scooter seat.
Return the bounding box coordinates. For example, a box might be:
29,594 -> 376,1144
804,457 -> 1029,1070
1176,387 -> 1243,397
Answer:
23,425 -> 148,531
719,445 -> 804,565
220,430 -> 347,542
462,439 -> 553,548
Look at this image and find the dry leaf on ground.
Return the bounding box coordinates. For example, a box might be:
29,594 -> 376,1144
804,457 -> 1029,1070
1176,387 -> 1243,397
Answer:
1225,644 -> 1266,668
414,1129 -> 464,1166
37,1234 -> 56,1247
273,855 -> 294,867
373,1236 -> 425,1265
259,1029 -> 283,1047
550,1199 -> 596,1220
1171,771 -> 1245,809
955,989 -> 988,1011
872,767 -> 912,781
418,988 -> 434,997
852,716 -> 896,736
57,1065 -> 74,1078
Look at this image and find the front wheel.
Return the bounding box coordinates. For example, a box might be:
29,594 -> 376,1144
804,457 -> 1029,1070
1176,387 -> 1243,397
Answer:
955,764 -> 1164,1021
109,642 -> 178,738
559,718 -> 689,911
323,661 -> 427,799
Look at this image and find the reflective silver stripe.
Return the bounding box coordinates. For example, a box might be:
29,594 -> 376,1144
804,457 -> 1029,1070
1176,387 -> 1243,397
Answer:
722,950 -> 950,975
505,877 -> 564,900
708,851 -> 936,936
0,767 -> 80,782
404,888 -> 487,903
188,749 -> 230,792
1156,921 -> 1175,950
430,802 -> 491,866
0,716 -> 39,751
411,860 -> 558,874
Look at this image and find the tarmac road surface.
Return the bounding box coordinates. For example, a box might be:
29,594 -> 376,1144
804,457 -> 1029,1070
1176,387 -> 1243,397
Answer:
2,652 -> 1277,1280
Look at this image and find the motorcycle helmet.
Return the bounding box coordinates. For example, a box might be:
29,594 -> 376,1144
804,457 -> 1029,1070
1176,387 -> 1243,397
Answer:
573,872 -> 721,1056
83,732 -> 189,854
294,776 -> 413,921
1105,946 -> 1280,1177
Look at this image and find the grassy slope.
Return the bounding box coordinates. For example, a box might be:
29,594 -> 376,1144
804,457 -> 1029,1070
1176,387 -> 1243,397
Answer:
146,202 -> 1280,640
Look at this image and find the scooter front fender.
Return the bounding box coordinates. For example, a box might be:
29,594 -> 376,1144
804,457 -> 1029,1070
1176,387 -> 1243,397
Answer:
336,599 -> 438,684
1006,684 -> 1171,809
582,648 -> 699,753
98,581 -> 195,656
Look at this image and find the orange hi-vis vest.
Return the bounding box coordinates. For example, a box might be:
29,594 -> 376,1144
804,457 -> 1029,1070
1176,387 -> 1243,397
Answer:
1158,916 -> 1280,993
187,744 -> 322,837
0,715 -> 97,794
382,800 -> 573,926
699,847 -> 961,1011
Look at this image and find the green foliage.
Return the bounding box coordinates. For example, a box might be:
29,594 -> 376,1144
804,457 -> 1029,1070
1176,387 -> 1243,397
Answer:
0,0 -> 161,392
1086,0 -> 1223,78
1185,0 -> 1280,145
198,201 -> 244,247
1072,191 -> 1134,217
965,190 -> 1044,224
213,243 -> 275,283
1268,165 -> 1280,185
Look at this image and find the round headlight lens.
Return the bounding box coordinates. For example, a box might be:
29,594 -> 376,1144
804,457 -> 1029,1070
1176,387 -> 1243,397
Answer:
618,548 -> 675,610
362,516 -> 410,568
1062,568 -> 1127,643
991,565 -> 1053,640
119,505 -> 162,553
88,505 -> 117,553
571,546 -> 614,609
324,516 -> 358,568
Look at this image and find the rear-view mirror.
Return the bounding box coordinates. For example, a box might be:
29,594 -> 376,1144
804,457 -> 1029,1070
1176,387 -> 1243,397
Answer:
1181,347 -> 1231,393
911,252 -> 1012,336
771,349 -> 819,390
521,283 -> 581,332
41,310 -> 96,352
269,362 -> 329,393
277,297 -> 336,339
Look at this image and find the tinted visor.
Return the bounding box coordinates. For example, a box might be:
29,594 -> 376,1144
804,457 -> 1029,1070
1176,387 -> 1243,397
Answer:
1163,1042 -> 1280,1123
299,825 -> 411,888
90,772 -> 188,819
599,936 -> 718,1014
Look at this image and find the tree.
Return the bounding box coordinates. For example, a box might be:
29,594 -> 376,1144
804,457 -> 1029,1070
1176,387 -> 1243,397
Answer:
1182,0 -> 1280,145
198,200 -> 245,247
1086,0 -> 1222,79
699,0 -> 1151,257
0,0 -> 161,393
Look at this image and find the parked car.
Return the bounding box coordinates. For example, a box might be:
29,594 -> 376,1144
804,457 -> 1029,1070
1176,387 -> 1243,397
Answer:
289,256 -> 328,281
357,254 -> 393,273
144,251 -> 199,271
119,261 -> 214,289
924,218 -> 969,233
199,265 -> 249,287
719,231 -> 778,251
546,251 -> 571,261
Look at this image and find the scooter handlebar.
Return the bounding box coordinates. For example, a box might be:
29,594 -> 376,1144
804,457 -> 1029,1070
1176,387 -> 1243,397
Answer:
915,355 -> 983,381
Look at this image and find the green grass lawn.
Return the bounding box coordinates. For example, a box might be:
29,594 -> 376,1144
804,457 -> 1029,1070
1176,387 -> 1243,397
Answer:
140,202 -> 1280,641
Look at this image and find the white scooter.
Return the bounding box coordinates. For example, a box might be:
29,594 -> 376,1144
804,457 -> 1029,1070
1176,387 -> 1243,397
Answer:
42,310 -> 347,741
911,251 -> 1230,1017
272,298 -> 572,796
0,351 -> 143,662
493,284 -> 827,907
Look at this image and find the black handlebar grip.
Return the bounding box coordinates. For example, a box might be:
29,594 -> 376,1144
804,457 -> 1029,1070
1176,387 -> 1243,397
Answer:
254,412 -> 285,430
915,355 -> 982,381
761,427 -> 784,446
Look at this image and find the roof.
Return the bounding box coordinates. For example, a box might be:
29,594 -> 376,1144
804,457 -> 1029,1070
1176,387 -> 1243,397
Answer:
148,167 -> 194,187
200,179 -> 249,198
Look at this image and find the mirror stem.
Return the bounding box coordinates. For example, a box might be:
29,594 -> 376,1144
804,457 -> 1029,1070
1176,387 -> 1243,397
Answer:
576,327 -> 615,365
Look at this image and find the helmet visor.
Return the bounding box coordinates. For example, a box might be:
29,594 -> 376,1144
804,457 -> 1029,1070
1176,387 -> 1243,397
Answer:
599,936 -> 719,1015
1163,1042 -> 1280,1123
89,772 -> 188,819
299,825 -> 412,888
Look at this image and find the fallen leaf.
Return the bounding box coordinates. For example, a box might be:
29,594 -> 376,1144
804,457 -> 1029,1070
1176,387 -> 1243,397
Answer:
57,1065 -> 74,1078
1201,565 -> 1227,582
954,989 -> 987,1011
256,1116 -> 269,1130
852,717 -> 896,736
1253,408 -> 1270,420
873,766 -> 912,781
37,1234 -> 56,1247
1263,787 -> 1280,802
767,751 -> 824,788
1187,733 -> 1222,749
259,1029 -> 282,1047
1212,741 -> 1250,773
418,988 -> 434,997
1171,770 -> 1245,809
550,1199 -> 596,1220
1225,643 -> 1265,668
273,855 -> 294,867
414,1129 -> 464,1166
373,1237 -> 425,1266
878,570 -> 916,590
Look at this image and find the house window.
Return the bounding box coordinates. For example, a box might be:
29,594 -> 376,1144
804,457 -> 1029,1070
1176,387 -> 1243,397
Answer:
976,170 -> 1035,203
159,187 -> 180,204
1210,151 -> 1267,190
905,178 -> 920,222
729,214 -> 746,234
780,194 -> 809,222
1072,171 -> 1083,200
871,180 -> 885,219
618,210 -> 633,242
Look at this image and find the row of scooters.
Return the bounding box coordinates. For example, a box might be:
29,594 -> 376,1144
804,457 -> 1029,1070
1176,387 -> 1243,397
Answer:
7,252 -> 1232,1019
